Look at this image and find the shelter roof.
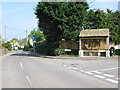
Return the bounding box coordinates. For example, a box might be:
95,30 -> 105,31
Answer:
79,28 -> 109,37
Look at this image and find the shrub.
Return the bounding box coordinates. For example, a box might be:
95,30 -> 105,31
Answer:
23,44 -> 30,51
70,49 -> 78,55
114,49 -> 120,55
2,42 -> 12,51
54,48 -> 66,56
35,41 -> 47,54
35,40 -> 59,55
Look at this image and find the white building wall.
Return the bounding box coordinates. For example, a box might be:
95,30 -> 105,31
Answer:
115,45 -> 120,49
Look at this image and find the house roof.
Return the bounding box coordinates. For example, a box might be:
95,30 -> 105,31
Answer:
79,28 -> 109,37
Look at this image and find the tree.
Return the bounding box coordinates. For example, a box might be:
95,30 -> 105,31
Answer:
2,41 -> 12,51
28,29 -> 45,42
35,2 -> 89,41
10,38 -> 18,44
35,2 -> 89,55
110,10 -> 120,44
87,9 -> 120,44
87,9 -> 108,29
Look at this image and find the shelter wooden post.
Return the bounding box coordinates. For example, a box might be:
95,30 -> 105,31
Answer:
106,36 -> 110,57
79,38 -> 83,56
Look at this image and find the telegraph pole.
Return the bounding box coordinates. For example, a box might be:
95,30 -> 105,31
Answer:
4,25 -> 6,42
26,30 -> 28,45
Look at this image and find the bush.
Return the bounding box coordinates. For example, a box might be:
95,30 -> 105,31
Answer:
35,40 -> 59,55
23,44 -> 30,51
35,41 -> 46,54
2,42 -> 12,51
70,49 -> 78,55
114,49 -> 120,55
54,48 -> 66,56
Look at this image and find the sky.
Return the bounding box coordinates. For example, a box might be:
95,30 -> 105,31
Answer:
0,0 -> 119,41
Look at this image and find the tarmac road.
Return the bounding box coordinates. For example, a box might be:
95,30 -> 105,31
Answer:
2,50 -> 118,88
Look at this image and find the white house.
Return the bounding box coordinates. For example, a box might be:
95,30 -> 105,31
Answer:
115,45 -> 120,49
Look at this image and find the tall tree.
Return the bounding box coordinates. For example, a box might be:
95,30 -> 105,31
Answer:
35,2 -> 89,41
28,29 -> 45,42
35,2 -> 89,55
87,9 -> 120,44
110,10 -> 120,44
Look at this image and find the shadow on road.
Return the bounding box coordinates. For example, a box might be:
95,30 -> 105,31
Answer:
9,51 -> 119,61
10,53 -> 44,57
10,53 -> 29,57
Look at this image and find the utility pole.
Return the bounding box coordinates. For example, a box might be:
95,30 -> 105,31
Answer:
26,30 -> 28,45
0,20 -> 7,42
4,25 -> 6,42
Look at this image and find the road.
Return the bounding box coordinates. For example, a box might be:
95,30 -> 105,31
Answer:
0,55 -> 2,89
2,50 -> 118,88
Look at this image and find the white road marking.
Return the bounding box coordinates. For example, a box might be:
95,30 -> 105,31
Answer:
104,74 -> 114,78
79,70 -> 84,72
26,76 -> 32,86
101,67 -> 120,71
85,72 -> 94,75
63,64 -> 67,67
20,61 -> 23,70
106,79 -> 118,84
92,71 -> 102,74
94,75 -> 105,79
98,67 -> 119,72
48,59 -> 118,84
72,68 -> 78,71
87,67 -> 119,72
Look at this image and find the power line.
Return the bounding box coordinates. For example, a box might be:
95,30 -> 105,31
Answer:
0,19 -> 39,41
6,26 -> 26,31
0,19 -> 27,31
88,0 -> 95,4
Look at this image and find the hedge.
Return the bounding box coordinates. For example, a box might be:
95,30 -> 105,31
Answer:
114,49 -> 120,55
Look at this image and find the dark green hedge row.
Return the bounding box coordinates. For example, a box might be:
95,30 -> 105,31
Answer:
114,49 -> 120,55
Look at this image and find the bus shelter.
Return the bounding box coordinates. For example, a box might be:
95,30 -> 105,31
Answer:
79,29 -> 110,57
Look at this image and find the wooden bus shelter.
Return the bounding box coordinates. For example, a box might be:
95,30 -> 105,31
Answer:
79,29 -> 110,57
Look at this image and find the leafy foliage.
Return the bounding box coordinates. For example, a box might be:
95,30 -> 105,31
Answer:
35,2 -> 120,55
28,29 -> 45,42
114,49 -> 120,55
54,48 -> 66,56
35,2 -> 89,41
35,2 -> 89,55
87,9 -> 120,44
2,42 -> 12,51
23,44 -> 30,51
